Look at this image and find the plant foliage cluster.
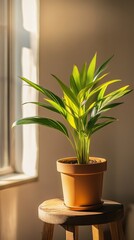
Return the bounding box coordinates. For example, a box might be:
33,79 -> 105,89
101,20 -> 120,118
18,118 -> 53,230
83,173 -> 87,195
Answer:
13,54 -> 131,164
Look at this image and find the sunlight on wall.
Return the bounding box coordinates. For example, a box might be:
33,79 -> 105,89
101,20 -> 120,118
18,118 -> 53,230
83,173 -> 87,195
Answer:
21,48 -> 38,176
21,0 -> 39,176
43,1 -> 99,45
22,0 -> 37,33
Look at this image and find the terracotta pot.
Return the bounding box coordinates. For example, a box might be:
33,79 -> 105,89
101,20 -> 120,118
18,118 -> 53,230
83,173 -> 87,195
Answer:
57,157 -> 107,210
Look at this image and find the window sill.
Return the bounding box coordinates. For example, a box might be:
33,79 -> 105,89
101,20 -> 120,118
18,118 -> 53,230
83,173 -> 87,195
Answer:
0,173 -> 38,190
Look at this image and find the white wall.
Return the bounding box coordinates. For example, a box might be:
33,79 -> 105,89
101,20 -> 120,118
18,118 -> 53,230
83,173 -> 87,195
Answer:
0,0 -> 134,239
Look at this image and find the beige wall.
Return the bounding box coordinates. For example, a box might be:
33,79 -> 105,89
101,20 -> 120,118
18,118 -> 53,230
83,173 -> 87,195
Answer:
40,0 -> 134,202
0,0 -> 134,239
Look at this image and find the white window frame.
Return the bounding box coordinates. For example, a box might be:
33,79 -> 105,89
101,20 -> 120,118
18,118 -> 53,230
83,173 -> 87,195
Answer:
0,0 -> 10,172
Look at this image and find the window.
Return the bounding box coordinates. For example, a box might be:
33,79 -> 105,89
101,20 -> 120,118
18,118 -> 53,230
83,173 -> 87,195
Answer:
0,0 -> 39,186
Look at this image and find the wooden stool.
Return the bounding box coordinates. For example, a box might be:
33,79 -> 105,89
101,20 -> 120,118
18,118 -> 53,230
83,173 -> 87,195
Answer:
38,198 -> 125,240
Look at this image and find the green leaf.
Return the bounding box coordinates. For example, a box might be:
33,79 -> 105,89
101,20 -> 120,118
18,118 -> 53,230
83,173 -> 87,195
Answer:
99,102 -> 123,113
91,120 -> 115,135
87,53 -> 97,83
99,116 -> 117,120
45,99 -> 66,117
96,73 -> 109,81
103,86 -> 131,105
86,114 -> 100,135
70,75 -> 79,95
77,82 -> 94,103
23,101 -> 61,114
12,117 -> 69,137
94,55 -> 114,80
20,77 -> 64,107
66,112 -> 77,129
80,63 -> 87,88
80,102 -> 96,118
72,65 -> 81,90
86,114 -> 116,136
97,85 -> 108,101
52,74 -> 79,108
85,79 -> 121,108
64,94 -> 79,124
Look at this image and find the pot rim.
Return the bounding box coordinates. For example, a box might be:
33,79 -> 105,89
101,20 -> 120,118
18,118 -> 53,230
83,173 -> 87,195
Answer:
57,156 -> 107,175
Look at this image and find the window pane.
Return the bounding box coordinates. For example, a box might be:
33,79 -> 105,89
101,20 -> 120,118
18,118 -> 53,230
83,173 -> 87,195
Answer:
11,0 -> 39,176
0,0 -> 8,168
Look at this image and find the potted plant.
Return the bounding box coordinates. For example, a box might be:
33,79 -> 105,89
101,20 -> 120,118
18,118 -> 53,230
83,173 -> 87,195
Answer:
13,54 -> 131,210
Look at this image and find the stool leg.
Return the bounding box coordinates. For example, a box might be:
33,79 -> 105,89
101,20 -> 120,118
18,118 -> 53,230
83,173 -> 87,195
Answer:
62,225 -> 78,240
92,224 -> 105,240
42,223 -> 54,240
109,221 -> 125,240
117,221 -> 125,240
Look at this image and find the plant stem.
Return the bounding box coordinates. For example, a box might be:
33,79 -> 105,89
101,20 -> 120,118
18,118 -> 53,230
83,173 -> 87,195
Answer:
73,131 -> 90,164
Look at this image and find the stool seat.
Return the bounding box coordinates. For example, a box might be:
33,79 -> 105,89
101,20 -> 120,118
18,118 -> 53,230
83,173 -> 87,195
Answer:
38,198 -> 125,240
